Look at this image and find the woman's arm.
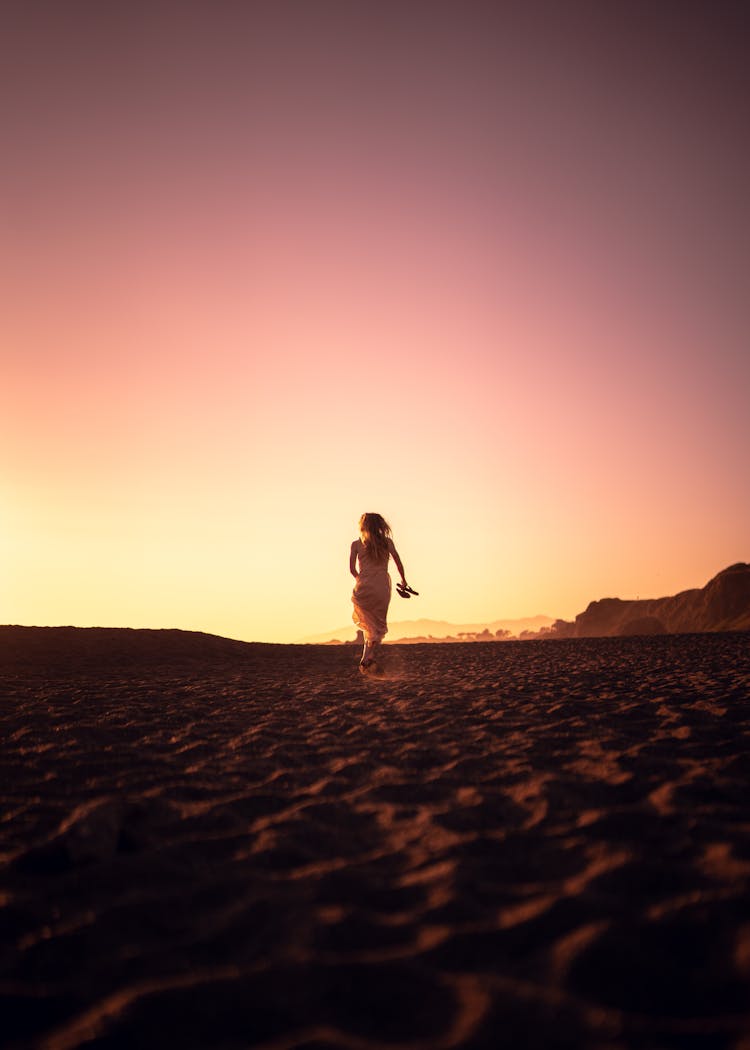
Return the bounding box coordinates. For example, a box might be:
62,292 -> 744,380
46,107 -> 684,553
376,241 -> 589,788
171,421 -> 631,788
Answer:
388,538 -> 406,584
349,541 -> 360,579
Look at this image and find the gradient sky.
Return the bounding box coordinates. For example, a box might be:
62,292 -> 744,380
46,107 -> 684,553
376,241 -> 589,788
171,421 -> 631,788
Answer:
3,1 -> 749,643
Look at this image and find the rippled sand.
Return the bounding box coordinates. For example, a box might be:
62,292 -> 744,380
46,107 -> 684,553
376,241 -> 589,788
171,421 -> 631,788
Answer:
1,633 -> 749,1049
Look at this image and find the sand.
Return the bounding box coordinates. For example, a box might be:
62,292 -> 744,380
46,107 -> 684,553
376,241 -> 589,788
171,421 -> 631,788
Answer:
1,631 -> 749,1049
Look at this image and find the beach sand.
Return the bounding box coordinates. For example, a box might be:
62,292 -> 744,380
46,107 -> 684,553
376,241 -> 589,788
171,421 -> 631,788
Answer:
1,631 -> 749,1049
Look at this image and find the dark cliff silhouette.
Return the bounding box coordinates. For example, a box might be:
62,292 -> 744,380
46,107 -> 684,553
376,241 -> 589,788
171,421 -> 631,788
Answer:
546,563 -> 750,639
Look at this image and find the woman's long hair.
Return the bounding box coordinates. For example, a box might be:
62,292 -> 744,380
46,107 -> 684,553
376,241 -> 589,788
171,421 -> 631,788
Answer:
359,512 -> 392,563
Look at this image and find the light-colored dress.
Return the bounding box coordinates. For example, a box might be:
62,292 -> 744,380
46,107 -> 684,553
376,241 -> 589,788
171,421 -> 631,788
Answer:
351,539 -> 392,643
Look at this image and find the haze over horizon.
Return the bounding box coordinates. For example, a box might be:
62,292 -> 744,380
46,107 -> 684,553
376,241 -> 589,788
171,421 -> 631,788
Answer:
4,2 -> 749,643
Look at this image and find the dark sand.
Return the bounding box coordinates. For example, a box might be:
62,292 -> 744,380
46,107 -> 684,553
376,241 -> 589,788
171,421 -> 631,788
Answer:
1,632 -> 749,1049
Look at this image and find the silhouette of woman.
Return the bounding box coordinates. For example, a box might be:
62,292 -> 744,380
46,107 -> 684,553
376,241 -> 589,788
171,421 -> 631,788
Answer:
350,513 -> 408,670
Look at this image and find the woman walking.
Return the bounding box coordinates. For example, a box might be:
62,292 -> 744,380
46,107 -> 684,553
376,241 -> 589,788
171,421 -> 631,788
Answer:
350,513 -> 410,671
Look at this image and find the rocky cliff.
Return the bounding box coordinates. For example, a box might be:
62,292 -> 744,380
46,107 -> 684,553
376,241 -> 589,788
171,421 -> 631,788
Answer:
552,563 -> 750,638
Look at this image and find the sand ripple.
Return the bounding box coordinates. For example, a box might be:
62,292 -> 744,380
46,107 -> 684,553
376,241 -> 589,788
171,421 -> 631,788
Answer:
1,633 -> 749,1048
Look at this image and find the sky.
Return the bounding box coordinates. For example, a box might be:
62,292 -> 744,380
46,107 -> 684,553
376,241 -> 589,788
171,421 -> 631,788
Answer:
3,1 -> 749,643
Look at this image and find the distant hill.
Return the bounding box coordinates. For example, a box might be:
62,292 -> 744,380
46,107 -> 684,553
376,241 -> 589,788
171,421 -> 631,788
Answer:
547,563 -> 750,638
298,615 -> 554,645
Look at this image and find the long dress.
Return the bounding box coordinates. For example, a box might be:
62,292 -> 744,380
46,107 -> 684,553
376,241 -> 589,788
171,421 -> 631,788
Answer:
351,539 -> 392,644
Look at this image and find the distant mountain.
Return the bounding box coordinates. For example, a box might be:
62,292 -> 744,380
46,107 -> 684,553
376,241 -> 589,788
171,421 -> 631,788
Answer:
547,563 -> 750,638
298,615 -> 554,645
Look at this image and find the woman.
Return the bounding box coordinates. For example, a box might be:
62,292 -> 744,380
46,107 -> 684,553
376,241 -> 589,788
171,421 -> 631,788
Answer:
350,512 -> 408,671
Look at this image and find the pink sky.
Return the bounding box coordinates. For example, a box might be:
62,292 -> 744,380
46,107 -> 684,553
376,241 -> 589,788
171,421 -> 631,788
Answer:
3,2 -> 749,642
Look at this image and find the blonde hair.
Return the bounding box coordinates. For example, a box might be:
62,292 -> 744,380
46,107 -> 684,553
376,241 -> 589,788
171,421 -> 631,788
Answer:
359,512 -> 392,563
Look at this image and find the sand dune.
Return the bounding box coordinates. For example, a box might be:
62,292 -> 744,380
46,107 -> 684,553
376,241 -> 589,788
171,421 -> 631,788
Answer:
0,626 -> 262,667
1,629 -> 749,1048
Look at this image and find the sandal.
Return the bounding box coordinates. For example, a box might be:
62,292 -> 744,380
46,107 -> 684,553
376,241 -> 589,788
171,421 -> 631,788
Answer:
396,582 -> 419,598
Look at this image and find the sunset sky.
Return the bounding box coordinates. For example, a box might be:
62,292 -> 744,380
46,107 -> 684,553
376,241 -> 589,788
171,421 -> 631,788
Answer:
3,2 -> 749,643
